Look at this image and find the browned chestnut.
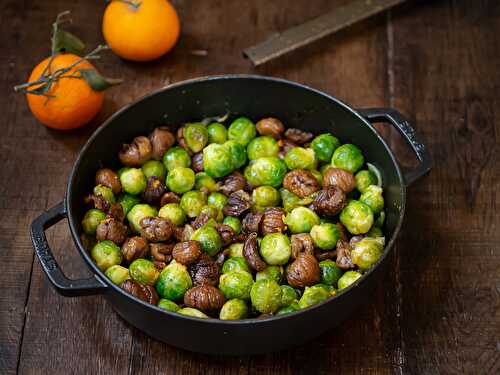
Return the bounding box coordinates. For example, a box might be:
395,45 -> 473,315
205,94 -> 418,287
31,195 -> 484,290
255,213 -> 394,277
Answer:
284,128 -> 313,144
255,117 -> 285,139
188,253 -> 220,286
143,176 -> 167,205
243,232 -> 267,272
220,171 -> 247,196
150,243 -> 174,269
214,224 -> 235,246
95,168 -> 121,194
149,127 -> 175,160
140,216 -> 173,242
336,239 -> 354,269
313,186 -> 347,216
85,194 -> 110,212
172,241 -> 202,265
184,285 -> 225,313
283,169 -> 320,198
323,167 -> 356,193
223,190 -> 251,217
290,233 -> 315,259
241,211 -> 263,234
260,207 -> 286,235
95,218 -> 128,245
121,279 -> 158,305
160,191 -> 180,206
121,236 -> 149,264
191,152 -> 204,173
286,254 -> 320,287
119,136 -> 152,166
107,203 -> 125,222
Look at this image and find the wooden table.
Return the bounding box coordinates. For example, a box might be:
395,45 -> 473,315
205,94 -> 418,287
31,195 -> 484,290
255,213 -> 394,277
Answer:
1,0 -> 499,373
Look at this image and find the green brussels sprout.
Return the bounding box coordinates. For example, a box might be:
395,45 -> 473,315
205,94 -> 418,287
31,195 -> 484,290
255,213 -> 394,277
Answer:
360,185 -> 384,214
374,210 -> 385,228
256,265 -> 283,283
178,307 -> 209,318
94,184 -> 115,204
219,299 -> 248,320
284,147 -> 317,170
276,301 -> 301,316
120,168 -> 147,195
310,169 -> 323,186
250,279 -> 282,314
247,136 -> 279,160
199,205 -> 223,222
162,146 -> 191,172
156,262 -> 192,301
195,172 -> 219,193
82,208 -> 106,235
340,200 -> 374,235
280,285 -> 298,306
158,203 -> 186,226
310,223 -> 340,250
227,242 -> 244,257
191,225 -> 223,256
203,143 -> 233,178
183,123 -> 208,153
180,190 -> 207,218
244,157 -> 287,187
129,258 -> 160,286
166,167 -> 195,194
219,271 -> 254,300
207,122 -> 228,144
337,271 -> 362,290
117,193 -> 141,215
311,134 -> 340,162
367,226 -> 383,237
223,140 -> 247,170
298,284 -> 333,309
331,144 -> 364,173
351,237 -> 385,270
228,117 -> 257,146
223,216 -> 241,234
157,298 -> 180,312
105,265 -> 130,285
207,192 -> 228,211
279,188 -> 314,212
126,203 -> 158,233
141,160 -> 166,180
252,186 -> 280,210
355,170 -> 378,193
259,233 -> 291,265
91,240 -> 122,271
284,207 -> 320,234
319,259 -> 344,287
222,256 -> 250,274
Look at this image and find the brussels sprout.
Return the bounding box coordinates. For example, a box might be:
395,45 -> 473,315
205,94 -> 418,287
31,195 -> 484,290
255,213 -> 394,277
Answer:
117,193 -> 141,215
126,203 -> 158,233
351,237 -> 385,270
337,271 -> 362,290
208,192 -> 228,211
355,170 -> 377,193
207,122 -> 228,144
284,147 -> 317,170
228,117 -> 257,146
94,184 -> 116,204
157,298 -> 180,312
158,203 -> 186,226
180,190 -> 207,218
195,172 -> 219,193
250,279 -> 282,314
310,169 -> 323,186
227,242 -> 244,257
191,225 -> 223,256
142,160 -> 167,180
120,168 -> 147,195
284,207 -> 320,234
156,262 -> 193,301
319,259 -> 344,287
222,256 -> 250,274
310,223 -> 340,250
223,216 -> 241,234
298,284 -> 333,309
252,186 -> 280,210
129,258 -> 160,286
311,134 -> 341,162
331,144 -> 364,173
82,208 -> 106,235
219,271 -> 254,300
280,285 -> 298,306
244,157 -> 287,187
339,200 -> 374,235
162,146 -> 191,172
178,307 -> 209,318
276,301 -> 301,316
223,140 -> 247,169
374,210 -> 385,228
203,143 -> 233,178
360,185 -> 384,214
219,299 -> 248,320
259,233 -> 291,265
166,167 -> 195,194
247,136 -> 279,160
367,226 -> 383,237
279,188 -> 314,212
256,265 -> 283,283
184,123 -> 209,153
200,205 -> 223,222
105,265 -> 130,285
91,240 -> 122,271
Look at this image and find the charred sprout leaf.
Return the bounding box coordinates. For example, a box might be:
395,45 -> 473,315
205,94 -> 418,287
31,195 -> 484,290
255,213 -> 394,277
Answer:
78,69 -> 123,91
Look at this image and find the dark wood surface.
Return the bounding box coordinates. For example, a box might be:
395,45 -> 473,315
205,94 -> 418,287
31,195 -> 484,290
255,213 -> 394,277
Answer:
1,0 -> 499,373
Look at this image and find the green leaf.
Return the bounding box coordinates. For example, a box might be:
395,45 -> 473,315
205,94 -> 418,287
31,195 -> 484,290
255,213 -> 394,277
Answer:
53,29 -> 86,56
78,69 -> 123,91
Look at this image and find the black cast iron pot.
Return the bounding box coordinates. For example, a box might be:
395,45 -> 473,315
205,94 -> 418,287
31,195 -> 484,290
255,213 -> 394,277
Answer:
30,75 -> 431,355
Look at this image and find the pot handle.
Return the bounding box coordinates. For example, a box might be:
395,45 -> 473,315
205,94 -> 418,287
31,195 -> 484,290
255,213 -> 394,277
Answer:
357,108 -> 432,186
30,201 -> 108,297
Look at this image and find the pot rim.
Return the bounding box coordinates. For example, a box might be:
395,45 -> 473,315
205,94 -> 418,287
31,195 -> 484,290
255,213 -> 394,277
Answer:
67,74 -> 406,325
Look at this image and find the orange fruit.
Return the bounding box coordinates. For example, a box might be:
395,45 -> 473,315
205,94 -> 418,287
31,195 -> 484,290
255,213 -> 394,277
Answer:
102,0 -> 180,62
27,54 -> 104,130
